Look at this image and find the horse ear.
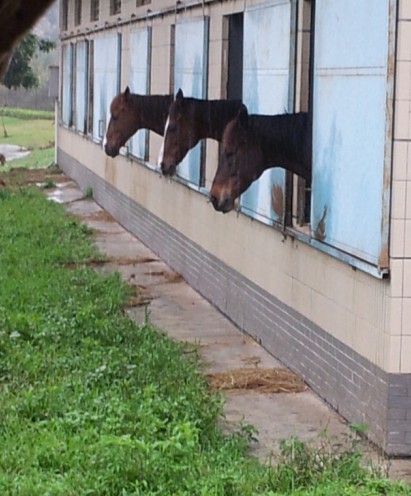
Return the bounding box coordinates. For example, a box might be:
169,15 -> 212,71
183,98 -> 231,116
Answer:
124,86 -> 131,100
238,104 -> 249,128
176,88 -> 184,101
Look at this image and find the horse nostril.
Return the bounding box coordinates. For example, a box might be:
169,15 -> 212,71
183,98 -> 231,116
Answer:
221,197 -> 231,211
209,195 -> 218,208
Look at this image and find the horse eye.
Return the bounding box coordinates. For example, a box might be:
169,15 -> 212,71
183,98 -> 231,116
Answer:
168,123 -> 177,132
111,114 -> 118,121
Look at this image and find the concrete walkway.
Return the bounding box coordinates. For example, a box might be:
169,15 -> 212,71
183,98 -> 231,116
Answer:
0,144 -> 30,162
46,177 -> 411,483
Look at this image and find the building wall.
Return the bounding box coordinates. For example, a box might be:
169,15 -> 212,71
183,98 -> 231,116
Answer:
58,0 -> 411,454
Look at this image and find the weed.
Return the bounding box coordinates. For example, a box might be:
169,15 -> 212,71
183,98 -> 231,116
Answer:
38,179 -> 55,189
85,185 -> 93,198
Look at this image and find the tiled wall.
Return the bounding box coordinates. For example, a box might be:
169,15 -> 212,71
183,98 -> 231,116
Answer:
389,0 -> 411,374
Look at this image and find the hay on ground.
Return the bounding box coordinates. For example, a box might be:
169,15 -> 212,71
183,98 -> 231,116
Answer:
206,367 -> 306,393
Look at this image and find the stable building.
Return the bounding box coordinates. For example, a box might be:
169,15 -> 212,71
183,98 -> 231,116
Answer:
57,0 -> 411,455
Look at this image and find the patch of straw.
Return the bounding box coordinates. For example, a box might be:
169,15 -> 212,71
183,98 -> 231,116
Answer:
206,367 -> 306,393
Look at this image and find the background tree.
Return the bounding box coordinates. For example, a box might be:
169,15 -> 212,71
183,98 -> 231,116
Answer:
2,33 -> 55,90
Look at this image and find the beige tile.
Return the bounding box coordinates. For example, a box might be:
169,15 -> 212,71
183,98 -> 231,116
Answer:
397,20 -> 411,61
353,317 -> 382,367
394,99 -> 411,139
390,297 -> 404,335
403,260 -> 411,297
291,278 -> 312,317
399,1 -> 411,20
311,290 -> 330,332
326,268 -> 354,311
406,144 -> 411,181
353,278 -> 386,326
404,220 -> 411,257
390,219 -> 405,258
387,335 -> 402,373
391,180 -> 407,219
401,298 -> 411,334
406,181 -> 411,218
400,336 -> 411,372
396,61 -> 411,101
389,259 -> 404,298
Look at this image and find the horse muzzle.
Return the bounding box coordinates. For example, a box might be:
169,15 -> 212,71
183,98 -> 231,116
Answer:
104,143 -> 120,158
160,162 -> 177,177
209,194 -> 234,214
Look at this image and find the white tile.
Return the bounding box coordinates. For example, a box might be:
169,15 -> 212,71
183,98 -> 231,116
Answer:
404,220 -> 411,257
388,335 -> 402,373
400,336 -> 411,372
401,298 -> 411,334
390,298 -> 403,335
394,100 -> 410,139
399,1 -> 411,20
390,220 -> 405,258
406,182 -> 411,219
393,141 -> 408,181
397,21 -> 411,61
403,260 -> 411,297
391,180 -> 407,219
396,61 -> 411,101
389,259 -> 404,298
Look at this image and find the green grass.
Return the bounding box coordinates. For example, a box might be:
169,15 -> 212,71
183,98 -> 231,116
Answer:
0,184 -> 410,495
0,107 -> 54,120
0,111 -> 55,170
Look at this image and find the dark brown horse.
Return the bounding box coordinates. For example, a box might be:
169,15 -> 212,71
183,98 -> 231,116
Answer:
159,89 -> 243,176
210,105 -> 312,213
0,0 -> 55,78
104,87 -> 173,158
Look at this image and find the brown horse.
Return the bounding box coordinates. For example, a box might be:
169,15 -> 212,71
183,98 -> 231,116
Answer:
209,105 -> 312,213
0,0 -> 55,78
159,89 -> 243,176
104,87 -> 173,158
0,153 -> 5,166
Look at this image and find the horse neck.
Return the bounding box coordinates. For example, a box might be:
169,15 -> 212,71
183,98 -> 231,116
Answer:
130,94 -> 173,135
250,113 -> 311,181
192,99 -> 242,141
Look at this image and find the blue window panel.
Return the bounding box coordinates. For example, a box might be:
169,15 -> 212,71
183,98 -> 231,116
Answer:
93,34 -> 120,142
312,0 -> 393,269
129,27 -> 151,160
62,44 -> 73,127
241,0 -> 293,226
75,41 -> 88,133
174,17 -> 209,185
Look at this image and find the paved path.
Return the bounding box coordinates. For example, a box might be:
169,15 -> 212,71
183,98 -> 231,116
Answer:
47,177 -> 411,483
0,144 -> 30,161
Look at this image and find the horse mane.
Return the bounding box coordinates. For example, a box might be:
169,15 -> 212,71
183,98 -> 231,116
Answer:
247,112 -> 312,181
128,93 -> 174,135
173,97 -> 243,140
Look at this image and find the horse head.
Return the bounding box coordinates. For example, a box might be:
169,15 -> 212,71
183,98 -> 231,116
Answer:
159,89 -> 201,176
105,87 -> 138,157
210,105 -> 262,213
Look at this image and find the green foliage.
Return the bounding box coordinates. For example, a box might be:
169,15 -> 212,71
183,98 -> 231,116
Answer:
0,186 -> 409,495
2,33 -> 56,90
85,186 -> 93,199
